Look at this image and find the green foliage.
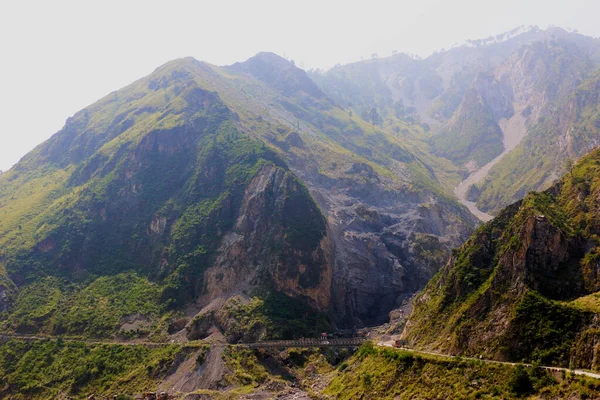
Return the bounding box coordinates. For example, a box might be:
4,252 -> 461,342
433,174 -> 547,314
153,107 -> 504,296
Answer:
510,291 -> 583,365
2,273 -> 163,338
325,345 -> 588,399
508,365 -> 534,396
431,88 -> 504,166
0,340 -> 186,399
54,273 -> 163,337
222,292 -> 331,341
222,346 -> 269,387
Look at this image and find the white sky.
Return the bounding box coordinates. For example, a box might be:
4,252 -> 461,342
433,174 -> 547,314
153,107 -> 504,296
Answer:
1,0 -> 599,172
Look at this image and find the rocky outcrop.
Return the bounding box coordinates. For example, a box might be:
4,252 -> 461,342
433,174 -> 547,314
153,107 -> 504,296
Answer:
200,164 -> 331,311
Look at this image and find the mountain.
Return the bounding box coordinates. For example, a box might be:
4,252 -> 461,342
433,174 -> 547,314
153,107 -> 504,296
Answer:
0,53 -> 476,341
404,145 -> 600,370
311,26 -> 600,217
470,66 -> 600,213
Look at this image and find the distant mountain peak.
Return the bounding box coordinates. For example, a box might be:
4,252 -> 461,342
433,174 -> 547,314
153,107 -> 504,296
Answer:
246,52 -> 295,67
228,52 -> 325,98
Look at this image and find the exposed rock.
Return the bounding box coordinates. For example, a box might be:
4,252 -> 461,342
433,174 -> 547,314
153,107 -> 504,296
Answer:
148,215 -> 167,235
168,317 -> 189,334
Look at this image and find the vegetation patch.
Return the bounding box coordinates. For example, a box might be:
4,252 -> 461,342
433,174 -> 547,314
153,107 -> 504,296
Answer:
325,344 -> 600,399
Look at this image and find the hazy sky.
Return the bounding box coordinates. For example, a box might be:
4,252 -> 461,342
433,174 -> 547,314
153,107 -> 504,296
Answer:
1,0 -> 599,171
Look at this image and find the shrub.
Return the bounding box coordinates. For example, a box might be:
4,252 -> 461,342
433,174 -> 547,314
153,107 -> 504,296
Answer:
508,365 -> 534,396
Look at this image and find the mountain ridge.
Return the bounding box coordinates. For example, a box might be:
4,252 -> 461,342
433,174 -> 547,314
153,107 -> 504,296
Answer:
0,50 -> 476,342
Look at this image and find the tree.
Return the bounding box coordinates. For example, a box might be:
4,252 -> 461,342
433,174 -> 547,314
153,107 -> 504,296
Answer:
508,364 -> 533,396
369,108 -> 382,126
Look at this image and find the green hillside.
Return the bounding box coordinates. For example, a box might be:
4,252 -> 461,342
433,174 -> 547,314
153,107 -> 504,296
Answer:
0,54 -> 476,340
405,146 -> 600,370
0,59 -> 330,339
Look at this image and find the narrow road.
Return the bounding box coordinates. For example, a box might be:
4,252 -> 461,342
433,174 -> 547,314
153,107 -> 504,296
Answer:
0,333 -> 365,349
3,333 -> 599,380
454,111 -> 527,222
377,340 -> 600,380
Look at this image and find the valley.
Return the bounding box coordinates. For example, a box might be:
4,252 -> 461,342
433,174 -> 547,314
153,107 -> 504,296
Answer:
454,106 -> 528,221
3,24 -> 600,399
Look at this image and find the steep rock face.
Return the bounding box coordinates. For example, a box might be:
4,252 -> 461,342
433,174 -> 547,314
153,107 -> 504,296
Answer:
200,164 -> 331,311
217,54 -> 478,326
405,147 -> 600,368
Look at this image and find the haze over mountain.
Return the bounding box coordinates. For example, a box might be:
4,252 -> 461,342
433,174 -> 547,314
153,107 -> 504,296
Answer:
4,20 -> 600,399
312,26 -> 600,218
4,0 -> 600,173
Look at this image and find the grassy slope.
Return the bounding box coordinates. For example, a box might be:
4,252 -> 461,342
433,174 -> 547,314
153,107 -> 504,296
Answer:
203,57 -> 467,204
326,344 -> 600,400
0,339 -> 203,400
406,146 -> 600,367
3,340 -> 598,400
431,87 -> 504,167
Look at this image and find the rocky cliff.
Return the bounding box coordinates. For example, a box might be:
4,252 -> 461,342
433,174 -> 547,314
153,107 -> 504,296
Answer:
405,145 -> 600,369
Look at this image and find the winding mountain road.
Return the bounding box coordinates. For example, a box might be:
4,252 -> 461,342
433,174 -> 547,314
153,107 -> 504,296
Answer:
2,333 -> 599,380
378,340 -> 600,380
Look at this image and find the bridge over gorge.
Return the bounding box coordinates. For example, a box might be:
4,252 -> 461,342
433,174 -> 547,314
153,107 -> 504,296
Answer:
242,337 -> 395,348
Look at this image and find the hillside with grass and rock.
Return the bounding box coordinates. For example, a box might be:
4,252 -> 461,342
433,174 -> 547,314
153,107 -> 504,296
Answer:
404,146 -> 600,372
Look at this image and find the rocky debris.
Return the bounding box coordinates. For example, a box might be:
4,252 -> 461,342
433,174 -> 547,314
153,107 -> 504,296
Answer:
183,395 -> 213,400
274,389 -> 313,399
118,313 -> 151,336
148,215 -> 167,236
159,347 -> 226,393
